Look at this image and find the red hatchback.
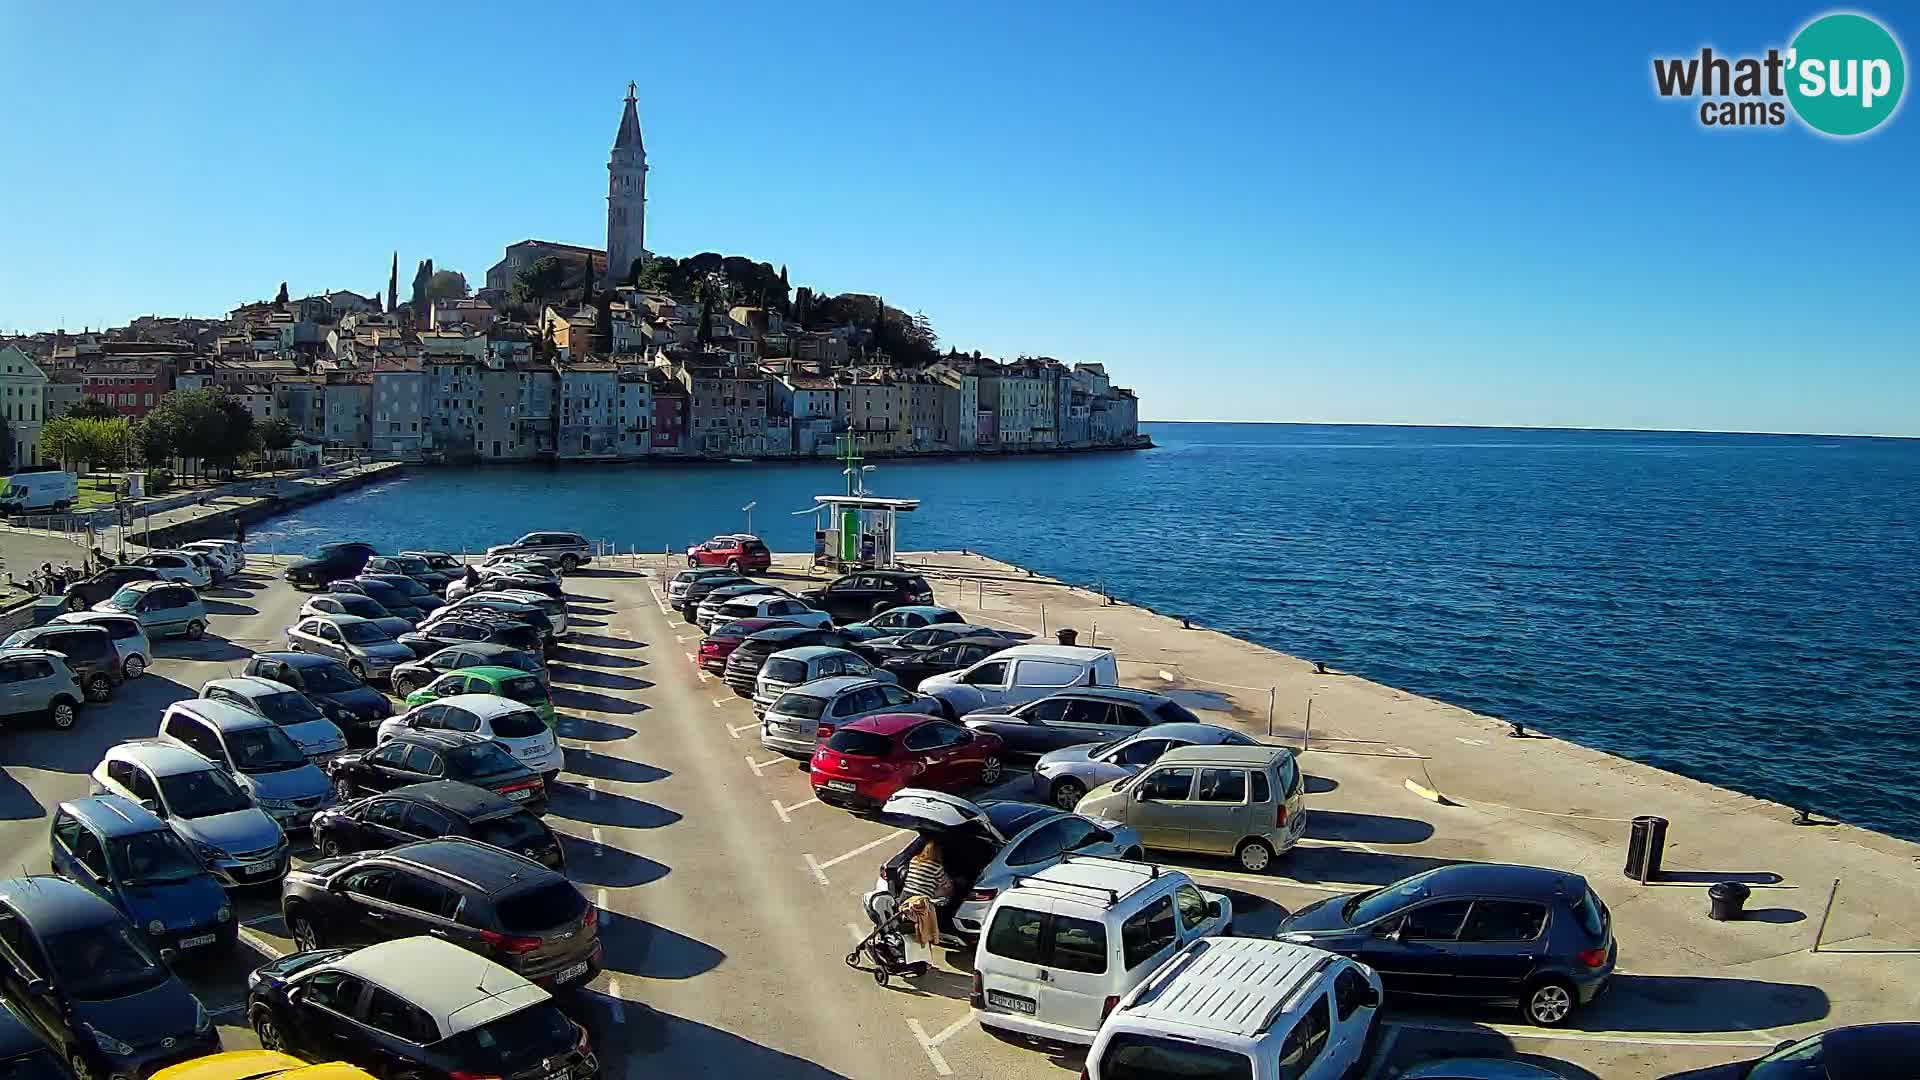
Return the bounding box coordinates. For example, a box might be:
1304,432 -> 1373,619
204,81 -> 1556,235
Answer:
688,534 -> 773,573
698,616 -> 791,672
812,713 -> 1006,810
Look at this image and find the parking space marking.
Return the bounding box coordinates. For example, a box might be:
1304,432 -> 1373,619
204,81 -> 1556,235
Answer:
242,914 -> 283,929
208,1002 -> 249,1018
746,754 -> 788,776
906,1014 -> 972,1077
713,696 -> 734,708
1383,1020 -> 1778,1048
804,830 -> 909,884
697,669 -> 713,682
684,651 -> 697,663
773,797 -> 819,823
606,977 -> 626,1022
238,927 -> 284,960
676,634 -> 690,642
592,827 -> 604,854
728,721 -> 759,740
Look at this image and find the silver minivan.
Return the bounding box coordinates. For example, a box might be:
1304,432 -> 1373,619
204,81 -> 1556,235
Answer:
92,579 -> 210,640
1075,743 -> 1307,872
157,699 -> 333,830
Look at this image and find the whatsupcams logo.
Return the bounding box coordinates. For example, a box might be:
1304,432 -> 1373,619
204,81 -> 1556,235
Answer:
1653,11 -> 1906,136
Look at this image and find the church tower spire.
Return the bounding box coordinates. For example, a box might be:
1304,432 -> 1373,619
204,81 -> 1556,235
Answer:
605,81 -> 648,289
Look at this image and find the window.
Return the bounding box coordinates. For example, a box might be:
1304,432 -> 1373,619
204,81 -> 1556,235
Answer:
1020,697 -> 1070,724
127,768 -> 161,807
1122,895 -> 1178,969
963,661 -> 1008,687
362,987 -> 435,1043
385,871 -> 461,919
368,742 -> 409,767
1006,817 -> 1081,866
301,970 -> 365,1014
1400,900 -> 1472,941
902,724 -> 945,751
1276,995 -> 1331,1080
1460,900 -> 1548,942
167,716 -> 225,762
1016,660 -> 1084,687
1333,967 -> 1374,1020
404,804 -> 454,838
1059,699 -> 1115,727
1049,914 -> 1108,974
1113,739 -> 1169,767
1250,770 -> 1272,804
342,867 -> 395,899
1139,767 -> 1195,801
403,746 -> 443,775
1195,768 -> 1247,803
366,800 -> 407,829
1175,884 -> 1211,930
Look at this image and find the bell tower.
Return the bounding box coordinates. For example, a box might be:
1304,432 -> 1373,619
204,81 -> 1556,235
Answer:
606,81 -> 648,289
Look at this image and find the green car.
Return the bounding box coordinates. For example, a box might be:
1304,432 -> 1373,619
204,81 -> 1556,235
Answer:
402,665 -> 556,725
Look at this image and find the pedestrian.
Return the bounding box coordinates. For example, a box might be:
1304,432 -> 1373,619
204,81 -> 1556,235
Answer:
463,563 -> 481,592
235,518 -> 246,544
898,841 -> 952,973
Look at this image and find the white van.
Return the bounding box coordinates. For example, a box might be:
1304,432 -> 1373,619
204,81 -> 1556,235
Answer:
1087,938 -> 1385,1080
0,470 -> 77,513
919,643 -> 1119,718
974,856 -> 1231,1045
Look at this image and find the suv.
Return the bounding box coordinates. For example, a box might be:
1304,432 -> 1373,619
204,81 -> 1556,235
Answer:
694,583 -> 799,631
91,740 -> 288,886
974,857 -> 1231,1045
50,610 -> 154,680
1274,863 -> 1617,1027
803,569 -> 936,623
485,531 -> 593,572
363,554 -> 453,593
131,550 -> 214,587
157,700 -> 334,831
311,781 -> 564,870
1087,938 -> 1384,1080
707,595 -> 829,632
760,674 -> 939,757
963,686 -> 1207,755
56,564 -> 160,613
0,649 -> 84,729
92,579 -> 209,640
199,677 -> 349,763
241,653 -> 393,744
49,795 -> 233,957
326,730 -> 547,813
752,645 -> 889,714
1077,743 -> 1308,873
280,837 -> 600,988
919,644 -> 1120,718
1,623 -> 121,703
686,534 -> 772,572
1036,723 -> 1259,811
284,541 -> 377,589
449,590 -> 568,638
397,614 -> 544,661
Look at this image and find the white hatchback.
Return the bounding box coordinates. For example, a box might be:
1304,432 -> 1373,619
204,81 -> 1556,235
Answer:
132,549 -> 213,587
377,693 -> 563,781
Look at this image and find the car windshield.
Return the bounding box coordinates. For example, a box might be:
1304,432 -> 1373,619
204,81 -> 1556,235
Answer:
107,830 -> 204,885
491,706 -> 548,738
300,663 -> 362,692
106,586 -> 142,609
762,658 -> 808,683
771,693 -> 827,720
473,811 -> 548,852
500,678 -> 549,708
333,595 -> 385,618
227,726 -> 309,772
0,1048 -> 71,1080
1343,871 -> 1440,925
44,923 -> 171,1000
158,768 -> 253,817
341,621 -> 394,645
825,729 -> 893,757
447,741 -> 520,776
390,556 -> 431,574
442,1004 -> 578,1074
256,690 -> 325,726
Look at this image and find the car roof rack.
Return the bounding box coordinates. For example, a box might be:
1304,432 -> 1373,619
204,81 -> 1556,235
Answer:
1059,853 -> 1161,878
1009,875 -> 1121,906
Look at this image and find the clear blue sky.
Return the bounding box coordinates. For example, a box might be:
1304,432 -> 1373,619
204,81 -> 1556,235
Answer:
1,2 -> 1914,435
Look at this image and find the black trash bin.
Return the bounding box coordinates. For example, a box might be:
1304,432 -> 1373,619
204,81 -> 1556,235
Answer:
1623,815 -> 1669,881
1709,881 -> 1751,921
1056,628 -> 1078,646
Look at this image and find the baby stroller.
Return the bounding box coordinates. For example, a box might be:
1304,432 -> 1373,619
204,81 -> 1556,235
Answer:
844,894 -> 929,986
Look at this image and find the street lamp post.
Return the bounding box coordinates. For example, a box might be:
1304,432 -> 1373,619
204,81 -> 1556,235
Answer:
742,501 -> 756,536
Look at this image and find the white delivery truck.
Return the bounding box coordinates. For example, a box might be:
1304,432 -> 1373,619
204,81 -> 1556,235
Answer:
0,469 -> 79,513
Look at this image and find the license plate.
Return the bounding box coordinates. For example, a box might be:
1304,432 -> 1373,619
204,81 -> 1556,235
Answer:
556,960 -> 589,983
506,789 -> 533,801
241,859 -> 277,875
516,746 -> 541,758
987,991 -> 1036,1014
180,933 -> 218,948
825,780 -> 857,792
776,722 -> 802,734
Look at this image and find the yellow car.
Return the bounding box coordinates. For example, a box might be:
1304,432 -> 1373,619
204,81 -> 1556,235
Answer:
153,1051 -> 377,1080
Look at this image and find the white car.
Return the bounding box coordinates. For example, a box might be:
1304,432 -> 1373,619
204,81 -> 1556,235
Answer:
919,643 -> 1120,717
377,693 -> 562,781
131,549 -> 213,587
707,594 -> 830,632
51,610 -> 153,679
184,540 -> 245,577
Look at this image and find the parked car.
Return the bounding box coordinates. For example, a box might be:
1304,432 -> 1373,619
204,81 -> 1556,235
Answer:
131,550 -> 213,588
1655,1023 -> 1920,1080
673,572 -> 750,617
920,643 -> 1120,718
802,569 -> 937,623
285,615 -> 415,684
478,552 -> 564,577
363,554 -> 453,593
327,730 -> 547,813
0,1001 -> 71,1080
283,542 -> 377,590
390,643 -> 547,699
973,857 -> 1230,1045
244,936 -> 598,1080
310,781 -> 564,871
91,740 -> 289,887
864,789 -> 1143,941
697,617 -> 800,673
297,594 -> 413,637
396,615 -> 544,661
752,646 -> 891,715
485,531 -> 594,572
378,694 -> 560,781
1077,743 -> 1307,872
356,574 -> 443,616
446,571 -> 562,603
198,677 -> 348,764
962,687 -> 1206,756
327,578 -> 427,622
400,666 -> 556,727
812,714 -> 1006,809
182,540 -> 246,577
0,876 -> 221,1080
859,623 -> 1026,660
1035,723 -> 1260,810
279,838 -> 598,988
158,701 -> 334,832
49,795 -> 234,957
0,648 -> 84,730
708,595 -> 831,632
844,605 -> 965,639
1275,863 -> 1617,1027
724,626 -> 884,697
241,653 -> 392,745
685,534 -> 772,572
153,1051 -> 376,1080
693,583 -> 800,631
430,599 -> 554,645
0,624 -> 120,703
1087,937 -> 1384,1080
880,635 -> 1015,692
92,580 -> 208,640
449,590 -> 568,638
50,611 -> 153,680
761,675 -> 941,757
399,551 -> 464,575
56,565 -> 160,613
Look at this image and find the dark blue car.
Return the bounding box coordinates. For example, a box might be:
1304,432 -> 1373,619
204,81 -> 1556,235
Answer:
49,797 -> 233,959
283,542 -> 376,590
0,877 -> 219,1080
0,998 -> 72,1080
241,653 -> 392,746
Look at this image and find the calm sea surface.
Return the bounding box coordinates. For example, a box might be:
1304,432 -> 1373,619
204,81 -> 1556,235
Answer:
251,423 -> 1920,839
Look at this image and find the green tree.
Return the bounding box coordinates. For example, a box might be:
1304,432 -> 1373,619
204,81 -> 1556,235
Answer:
133,415 -> 175,469
512,257 -> 573,309
38,417 -> 77,470
65,398 -> 120,421
696,288 -> 715,347
425,269 -> 469,301
633,255 -> 676,292
410,259 -> 434,310
147,389 -> 231,482
254,416 -> 296,472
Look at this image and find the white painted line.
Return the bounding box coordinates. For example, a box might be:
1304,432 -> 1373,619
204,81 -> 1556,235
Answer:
676,634 -> 690,642
697,669 -> 713,682
746,754 -> 787,776
803,854 -> 830,885
847,922 -> 869,946
772,796 -> 818,823
907,1018 -> 955,1076
597,887 -> 609,909
1383,1021 -> 1777,1048
592,827 -> 604,855
712,697 -> 733,708
923,1014 -> 971,1047
607,977 -> 626,1021
728,721 -> 760,740
684,651 -> 697,663
586,779 -> 598,801
237,927 -> 284,960
242,913 -> 284,929
817,830 -> 909,872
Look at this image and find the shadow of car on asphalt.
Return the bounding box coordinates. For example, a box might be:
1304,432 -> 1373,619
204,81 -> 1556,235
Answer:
546,785 -> 682,829
595,910 -> 724,980
564,633 -> 643,651
547,667 -> 652,692
553,715 -> 638,742
0,673 -> 197,777
557,834 -> 668,888
1304,810 -> 1436,846
551,687 -> 648,715
563,748 -> 667,784
547,646 -> 648,670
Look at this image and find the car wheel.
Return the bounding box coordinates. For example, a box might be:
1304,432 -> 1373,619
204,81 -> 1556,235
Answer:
317,833 -> 343,858
65,594 -> 86,612
726,558 -> 741,571
1050,778 -> 1087,810
560,555 -> 578,572
393,675 -> 419,698
123,654 -> 145,679
1523,978 -> 1577,1026
186,619 -> 206,640
85,675 -> 112,703
979,756 -> 1004,786
250,1004 -> 287,1052
333,777 -> 356,802
67,1050 -> 94,1080
686,556 -> 699,568
48,699 -> 77,730
1236,838 -> 1276,873
348,660 -> 366,681
288,911 -> 322,952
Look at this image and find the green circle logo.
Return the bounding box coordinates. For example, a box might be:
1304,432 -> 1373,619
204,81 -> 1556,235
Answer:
1787,12 -> 1906,136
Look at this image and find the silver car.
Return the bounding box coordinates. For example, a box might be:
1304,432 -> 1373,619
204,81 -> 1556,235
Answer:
93,579 -> 209,640
451,590 -> 569,638
484,530 -> 594,572
299,594 -> 414,637
753,646 -> 889,716
51,610 -> 153,679
1032,722 -> 1260,810
761,674 -> 940,756
286,613 -> 415,683
200,676 -> 349,763
157,699 -> 334,830
91,739 -> 290,886
0,647 -> 85,729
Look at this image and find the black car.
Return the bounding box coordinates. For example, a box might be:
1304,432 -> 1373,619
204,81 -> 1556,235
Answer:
246,938 -> 598,1080
358,574 -> 444,616
0,877 -> 219,1080
1659,1023 -> 1920,1079
57,566 -> 160,613
326,578 -> 426,622
1275,863 -> 1617,1027
311,591 -> 409,624
312,781 -> 565,871
0,999 -> 72,1080
285,542 -> 377,590
397,617 -> 544,660
435,601 -> 555,645
721,625 -> 882,695
803,570 -> 936,624
862,624 -> 1027,660
242,652 -> 394,745
2,625 -> 120,703
391,643 -> 548,699
676,573 -> 751,618
961,686 -> 1206,754
363,554 -> 455,594
327,730 -> 548,813
881,635 -> 1012,691
279,838 -> 599,988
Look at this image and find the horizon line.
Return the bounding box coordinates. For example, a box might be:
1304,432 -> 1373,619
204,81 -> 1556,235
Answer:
1138,419 -> 1920,442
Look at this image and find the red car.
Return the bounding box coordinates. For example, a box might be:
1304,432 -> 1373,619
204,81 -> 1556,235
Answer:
812,712 -> 1006,810
687,534 -> 773,573
698,616 -> 791,672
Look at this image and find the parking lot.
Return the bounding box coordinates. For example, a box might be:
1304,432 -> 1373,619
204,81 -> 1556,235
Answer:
2,549 -> 1910,1079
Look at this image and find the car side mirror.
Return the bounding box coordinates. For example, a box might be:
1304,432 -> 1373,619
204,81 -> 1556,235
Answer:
1386,922 -> 1406,943
1133,788 -> 1151,803
140,799 -> 165,818
1356,985 -> 1382,1009
25,978 -> 49,998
